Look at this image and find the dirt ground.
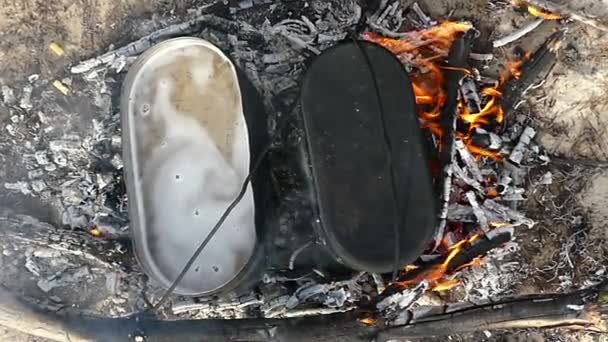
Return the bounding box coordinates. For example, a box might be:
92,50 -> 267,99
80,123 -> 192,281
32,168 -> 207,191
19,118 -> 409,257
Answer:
1,0 -> 608,341
0,0 -> 148,79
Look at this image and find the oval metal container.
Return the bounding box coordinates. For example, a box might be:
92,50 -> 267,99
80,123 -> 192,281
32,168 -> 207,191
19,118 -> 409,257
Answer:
121,37 -> 268,296
299,41 -> 438,274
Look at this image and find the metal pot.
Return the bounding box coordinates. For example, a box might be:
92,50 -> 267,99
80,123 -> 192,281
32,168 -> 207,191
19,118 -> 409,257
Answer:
121,38 -> 269,296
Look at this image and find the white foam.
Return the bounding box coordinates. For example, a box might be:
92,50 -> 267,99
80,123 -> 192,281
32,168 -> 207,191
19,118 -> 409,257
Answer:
125,39 -> 256,295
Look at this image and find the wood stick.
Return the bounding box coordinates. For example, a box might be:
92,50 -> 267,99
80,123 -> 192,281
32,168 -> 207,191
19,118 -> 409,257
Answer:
2,279 -> 607,342
70,14 -> 264,74
377,284 -> 608,341
526,0 -> 608,31
501,30 -> 563,119
432,36 -> 470,251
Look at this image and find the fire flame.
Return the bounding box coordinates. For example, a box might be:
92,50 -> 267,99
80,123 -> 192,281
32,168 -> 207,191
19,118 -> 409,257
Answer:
363,22 -> 472,140
365,21 -> 527,293
405,264 -> 419,272
90,226 -> 102,237
431,278 -> 460,292
512,0 -> 562,20
395,234 -> 481,287
364,21 -> 527,160
527,6 -> 561,20
359,317 -> 378,326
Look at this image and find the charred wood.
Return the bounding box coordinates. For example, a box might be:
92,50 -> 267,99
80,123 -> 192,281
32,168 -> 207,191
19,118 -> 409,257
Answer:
378,230 -> 513,302
378,281 -> 608,340
2,276 -> 608,342
433,36 -> 470,250
501,30 -> 564,120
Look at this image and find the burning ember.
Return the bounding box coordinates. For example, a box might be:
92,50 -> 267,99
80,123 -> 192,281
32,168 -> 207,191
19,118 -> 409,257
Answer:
396,234 -> 481,291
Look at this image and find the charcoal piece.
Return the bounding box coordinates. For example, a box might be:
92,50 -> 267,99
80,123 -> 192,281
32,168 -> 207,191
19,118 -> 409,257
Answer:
299,40 -> 437,274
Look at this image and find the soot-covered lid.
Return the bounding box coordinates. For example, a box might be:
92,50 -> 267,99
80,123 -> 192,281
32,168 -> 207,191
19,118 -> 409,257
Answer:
300,41 -> 437,274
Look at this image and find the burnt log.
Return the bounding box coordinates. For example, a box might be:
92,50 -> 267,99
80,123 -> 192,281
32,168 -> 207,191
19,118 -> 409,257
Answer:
377,229 -> 512,301
501,30 -> 563,121
527,0 -> 608,31
378,282 -> 608,340
1,279 -> 607,342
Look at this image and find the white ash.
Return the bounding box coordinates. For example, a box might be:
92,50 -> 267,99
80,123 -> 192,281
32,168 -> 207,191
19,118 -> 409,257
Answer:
19,84 -> 33,110
461,242 -> 522,301
172,293 -> 264,317
110,154 -> 124,170
466,191 -> 489,232
501,186 -> 526,201
367,0 -> 408,37
5,124 -> 16,136
1,84 -> 15,104
285,273 -> 365,310
411,2 -> 435,27
499,172 -> 512,189
31,180 -> 47,193
28,74 -> 40,83
478,129 -> 503,150
455,139 -> 483,183
539,171 -> 553,185
261,295 -> 291,317
172,272 -> 372,319
452,163 -> 484,193
435,165 -> 453,249
4,181 -> 32,195
33,248 -> 63,259
24,257 -> 41,277
37,266 -> 91,293
460,76 -> 482,112
509,126 -> 537,164
482,199 -> 535,228
379,281 -> 429,325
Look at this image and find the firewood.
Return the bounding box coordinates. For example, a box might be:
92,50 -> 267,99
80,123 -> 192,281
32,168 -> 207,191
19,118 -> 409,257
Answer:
1,278 -> 607,342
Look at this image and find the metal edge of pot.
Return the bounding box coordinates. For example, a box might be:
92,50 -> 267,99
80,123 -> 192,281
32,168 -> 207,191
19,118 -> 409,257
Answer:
120,37 -> 262,296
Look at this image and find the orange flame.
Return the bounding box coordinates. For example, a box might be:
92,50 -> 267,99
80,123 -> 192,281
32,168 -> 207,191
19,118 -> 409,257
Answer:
454,256 -> 483,272
363,22 -> 471,127
396,234 -> 481,287
527,5 -> 561,20
487,187 -> 499,198
405,264 -> 419,272
431,278 -> 460,291
365,21 -> 527,160
360,317 -> 378,326
90,226 -> 102,237
512,0 -> 562,20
